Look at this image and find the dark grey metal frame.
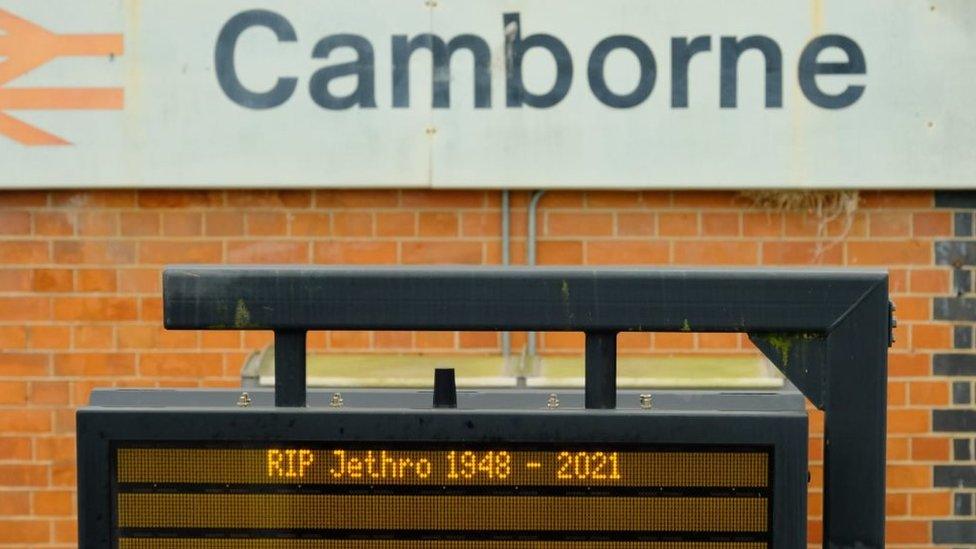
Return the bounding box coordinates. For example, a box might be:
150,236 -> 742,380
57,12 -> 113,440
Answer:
79,266 -> 890,548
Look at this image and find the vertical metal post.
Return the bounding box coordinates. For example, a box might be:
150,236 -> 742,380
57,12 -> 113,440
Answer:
274,330 -> 307,407
585,331 -> 617,409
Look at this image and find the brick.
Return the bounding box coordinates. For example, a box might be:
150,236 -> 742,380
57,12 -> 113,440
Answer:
32,268 -> 73,292
911,324 -> 951,350
52,190 -> 135,207
139,241 -> 222,263
655,332 -> 695,349
935,241 -> 976,266
659,212 -> 698,236
0,326 -> 27,348
315,190 -> 396,208
847,240 -> 931,265
138,190 -> 223,208
546,213 -> 613,237
375,212 -> 415,237
886,493 -> 908,516
742,212 -> 782,237
314,241 -> 397,264
953,268 -> 972,295
913,211 -> 952,237
33,490 -> 73,516
0,491 -> 29,515
860,191 -> 931,208
118,326 -> 196,349
954,211 -> 974,236
54,240 -> 135,264
227,241 -> 309,263
289,212 -> 331,236
0,519 -> 48,543
934,465 -> 976,488
161,212 -> 203,236
536,241 -> 583,264
888,381 -> 906,406
542,331 -> 584,350
30,381 -> 70,405
934,410 -> 976,432
401,241 -> 482,264
246,212 -> 288,236
401,190 -> 484,208
0,241 -> 49,263
28,326 -> 71,350
201,331 -> 240,349
869,211 -> 911,237
701,212 -> 740,236
120,211 -> 160,236
118,269 -> 160,294
330,331 -> 371,349
909,269 -> 950,293
585,191 -> 644,208
73,326 -> 114,349
954,381 -> 973,404
374,331 -> 412,349
0,353 -> 49,376
536,191 -> 584,208
227,190 -> 310,208
418,212 -> 458,237
77,211 -> 118,236
0,410 -> 51,433
141,297 -> 163,321
934,297 -> 976,322
140,353 -> 223,377
891,296 -> 929,321
416,332 -> 454,349
955,493 -> 973,516
0,297 -> 50,320
35,436 -> 75,461
936,190 -> 976,208
0,381 -> 28,404
887,464 -> 931,488
934,354 -> 976,375
912,492 -> 952,517
934,519 -> 976,543
0,268 -> 31,291
885,520 -> 929,543
0,191 -> 47,207
887,268 -> 907,293
53,297 -> 137,321
333,212 -> 373,237
911,437 -> 950,461
888,409 -> 929,433
585,241 -> 669,265
617,332 -> 651,351
54,353 -> 135,376
0,437 -> 31,460
674,241 -> 758,265
34,211 -> 75,235
78,269 -> 117,292
461,212 -> 500,237
204,212 -> 244,236
616,213 -> 655,236
762,241 -> 842,265
459,332 -> 498,349
0,210 -> 30,234
672,191 -> 741,208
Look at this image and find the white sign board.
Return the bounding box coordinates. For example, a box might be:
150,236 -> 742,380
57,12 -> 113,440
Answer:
0,0 -> 974,188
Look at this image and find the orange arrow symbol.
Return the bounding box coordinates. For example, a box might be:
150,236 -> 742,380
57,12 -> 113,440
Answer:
0,8 -> 124,145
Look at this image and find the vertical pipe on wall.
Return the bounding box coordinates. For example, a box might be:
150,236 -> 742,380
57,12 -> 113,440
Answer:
526,190 -> 546,358
501,190 -> 511,360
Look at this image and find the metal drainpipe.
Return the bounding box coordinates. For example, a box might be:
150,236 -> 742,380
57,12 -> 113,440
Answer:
501,190 -> 511,360
526,190 -> 546,359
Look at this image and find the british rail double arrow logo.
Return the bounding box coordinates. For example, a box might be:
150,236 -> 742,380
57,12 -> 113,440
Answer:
0,8 -> 123,145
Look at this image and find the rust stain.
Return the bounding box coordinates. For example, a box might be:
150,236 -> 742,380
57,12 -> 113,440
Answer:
0,8 -> 124,145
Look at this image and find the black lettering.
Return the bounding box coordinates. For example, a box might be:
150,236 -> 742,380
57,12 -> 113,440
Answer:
215,10 -> 297,109
504,13 -> 573,108
309,34 -> 376,109
798,35 -> 866,109
671,36 -> 711,108
587,36 -> 655,108
720,35 -> 782,108
392,34 -> 491,108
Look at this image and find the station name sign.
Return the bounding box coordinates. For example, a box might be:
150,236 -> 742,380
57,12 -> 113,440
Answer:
1,0 -> 975,188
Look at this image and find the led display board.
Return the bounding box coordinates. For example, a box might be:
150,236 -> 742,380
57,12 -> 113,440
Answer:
114,444 -> 770,546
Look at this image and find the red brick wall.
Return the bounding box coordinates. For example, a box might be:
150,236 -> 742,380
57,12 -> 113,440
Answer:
0,189 -> 964,546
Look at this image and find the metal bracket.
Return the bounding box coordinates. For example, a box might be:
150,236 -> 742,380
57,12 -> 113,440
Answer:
163,265 -> 888,548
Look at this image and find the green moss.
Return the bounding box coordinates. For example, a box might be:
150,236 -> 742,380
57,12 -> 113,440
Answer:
234,298 -> 252,328
681,319 -> 691,332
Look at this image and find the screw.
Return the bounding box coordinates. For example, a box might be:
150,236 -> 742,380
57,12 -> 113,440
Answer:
425,0 -> 438,7
546,393 -> 560,409
639,394 -> 653,409
425,126 -> 437,135
236,392 -> 251,408
330,392 -> 344,408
